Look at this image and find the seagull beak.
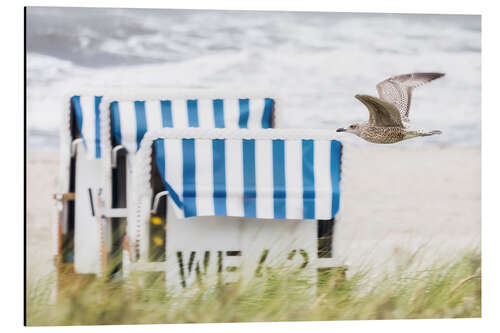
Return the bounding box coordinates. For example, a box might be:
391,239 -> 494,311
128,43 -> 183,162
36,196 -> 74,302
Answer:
336,128 -> 346,132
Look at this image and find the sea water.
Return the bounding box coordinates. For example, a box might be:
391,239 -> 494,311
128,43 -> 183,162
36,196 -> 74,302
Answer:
26,8 -> 480,150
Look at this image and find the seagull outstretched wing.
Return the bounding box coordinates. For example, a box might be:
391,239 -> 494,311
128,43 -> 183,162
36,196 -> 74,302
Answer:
355,94 -> 404,127
376,72 -> 444,122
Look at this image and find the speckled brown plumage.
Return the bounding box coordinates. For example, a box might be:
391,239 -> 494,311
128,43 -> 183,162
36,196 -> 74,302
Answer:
359,126 -> 406,144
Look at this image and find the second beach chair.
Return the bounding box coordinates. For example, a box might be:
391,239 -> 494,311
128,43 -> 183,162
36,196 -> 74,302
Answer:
98,92 -> 277,275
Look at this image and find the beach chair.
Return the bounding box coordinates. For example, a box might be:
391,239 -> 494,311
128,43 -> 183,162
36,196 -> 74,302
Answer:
98,92 -> 277,276
131,127 -> 343,292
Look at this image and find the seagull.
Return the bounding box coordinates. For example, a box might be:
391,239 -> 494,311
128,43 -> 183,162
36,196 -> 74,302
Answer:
336,72 -> 445,144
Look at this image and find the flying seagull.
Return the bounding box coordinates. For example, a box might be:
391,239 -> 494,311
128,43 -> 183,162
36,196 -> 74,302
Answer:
336,72 -> 445,144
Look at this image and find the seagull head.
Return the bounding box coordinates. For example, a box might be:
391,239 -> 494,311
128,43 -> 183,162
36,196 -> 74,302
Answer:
337,123 -> 362,136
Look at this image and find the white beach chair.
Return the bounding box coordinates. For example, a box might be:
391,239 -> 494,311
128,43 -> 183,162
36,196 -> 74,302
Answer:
131,128 -> 343,292
98,92 -> 277,276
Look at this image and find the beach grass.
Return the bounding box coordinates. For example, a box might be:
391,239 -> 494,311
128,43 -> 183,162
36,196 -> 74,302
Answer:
26,250 -> 481,326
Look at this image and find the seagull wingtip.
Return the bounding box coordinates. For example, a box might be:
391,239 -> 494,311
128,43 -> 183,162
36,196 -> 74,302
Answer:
427,72 -> 445,79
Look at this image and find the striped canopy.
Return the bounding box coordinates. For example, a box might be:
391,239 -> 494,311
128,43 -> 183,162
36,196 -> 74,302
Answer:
152,130 -> 341,220
110,98 -> 274,155
71,95 -> 103,159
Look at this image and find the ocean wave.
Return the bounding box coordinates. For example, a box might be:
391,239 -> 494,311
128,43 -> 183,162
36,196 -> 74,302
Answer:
26,8 -> 480,149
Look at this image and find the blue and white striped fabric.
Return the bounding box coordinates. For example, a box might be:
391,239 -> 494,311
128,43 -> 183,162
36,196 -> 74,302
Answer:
110,98 -> 274,154
71,95 -> 103,159
153,136 -> 341,220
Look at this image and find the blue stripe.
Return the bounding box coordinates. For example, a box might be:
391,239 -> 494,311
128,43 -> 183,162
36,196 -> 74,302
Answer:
238,99 -> 250,128
330,141 -> 342,217
110,102 -> 122,145
160,100 -> 173,127
262,98 -> 274,129
134,101 -> 147,151
71,96 -> 87,150
242,139 -> 256,217
154,139 -> 166,189
182,139 -> 197,217
154,139 -> 183,209
213,99 -> 225,128
272,140 -> 286,219
302,140 -> 315,219
212,139 -> 227,215
94,96 -> 102,158
187,100 -> 199,127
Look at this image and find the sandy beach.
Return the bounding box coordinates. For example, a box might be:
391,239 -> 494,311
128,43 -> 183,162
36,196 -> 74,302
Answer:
27,145 -> 480,280
338,145 -> 480,274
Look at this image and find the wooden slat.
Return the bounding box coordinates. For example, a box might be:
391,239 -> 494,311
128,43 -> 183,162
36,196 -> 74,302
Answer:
53,192 -> 76,201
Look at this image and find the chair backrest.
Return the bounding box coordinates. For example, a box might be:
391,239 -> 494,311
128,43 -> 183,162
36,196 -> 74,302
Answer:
69,95 -> 104,159
135,128 -> 342,221
106,97 -> 275,155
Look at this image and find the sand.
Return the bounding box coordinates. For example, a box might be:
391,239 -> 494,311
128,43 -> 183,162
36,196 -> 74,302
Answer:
338,145 -> 480,274
26,146 -> 480,279
27,151 -> 59,280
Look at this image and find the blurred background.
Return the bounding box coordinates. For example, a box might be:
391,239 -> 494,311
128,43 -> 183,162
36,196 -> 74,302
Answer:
26,7 -> 480,150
